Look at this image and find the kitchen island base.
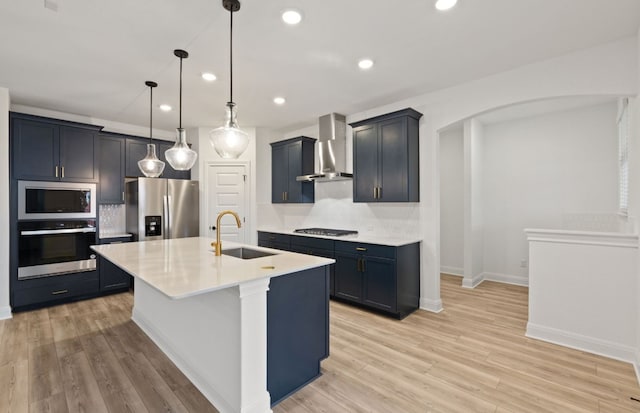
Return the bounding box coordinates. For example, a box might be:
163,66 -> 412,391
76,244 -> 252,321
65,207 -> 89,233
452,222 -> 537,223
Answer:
132,266 -> 329,413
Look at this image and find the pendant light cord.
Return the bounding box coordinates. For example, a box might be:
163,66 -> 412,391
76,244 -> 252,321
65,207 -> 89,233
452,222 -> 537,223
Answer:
149,85 -> 153,143
179,56 -> 183,128
229,6 -> 233,104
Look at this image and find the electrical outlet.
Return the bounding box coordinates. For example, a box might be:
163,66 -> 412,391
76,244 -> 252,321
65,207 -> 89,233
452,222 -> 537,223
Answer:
520,259 -> 528,268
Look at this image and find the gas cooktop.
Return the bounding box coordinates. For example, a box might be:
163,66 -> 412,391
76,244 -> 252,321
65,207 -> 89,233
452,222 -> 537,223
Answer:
294,228 -> 358,237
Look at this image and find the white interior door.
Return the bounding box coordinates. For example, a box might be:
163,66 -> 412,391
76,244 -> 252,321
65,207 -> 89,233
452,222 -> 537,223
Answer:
206,163 -> 248,243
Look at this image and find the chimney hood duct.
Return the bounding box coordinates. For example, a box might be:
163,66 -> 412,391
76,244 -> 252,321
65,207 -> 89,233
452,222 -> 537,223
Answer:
296,113 -> 353,182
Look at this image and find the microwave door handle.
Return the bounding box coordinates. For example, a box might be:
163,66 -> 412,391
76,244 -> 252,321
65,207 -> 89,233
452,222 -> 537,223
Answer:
21,228 -> 97,236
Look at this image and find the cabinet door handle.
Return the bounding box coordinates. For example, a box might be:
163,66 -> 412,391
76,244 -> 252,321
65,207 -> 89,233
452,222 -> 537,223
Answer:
373,187 -> 377,199
51,289 -> 68,295
122,192 -> 125,201
356,247 -> 367,251
55,166 -> 59,178
357,258 -> 362,272
377,187 -> 381,199
61,166 -> 65,178
362,259 -> 366,272
285,192 -> 288,201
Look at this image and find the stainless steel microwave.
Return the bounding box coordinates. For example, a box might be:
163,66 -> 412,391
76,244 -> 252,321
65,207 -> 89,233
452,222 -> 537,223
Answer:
18,180 -> 97,220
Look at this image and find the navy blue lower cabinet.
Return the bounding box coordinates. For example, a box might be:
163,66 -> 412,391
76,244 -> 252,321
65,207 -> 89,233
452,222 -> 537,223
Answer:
267,265 -> 329,406
362,256 -> 396,313
257,231 -> 291,251
334,240 -> 420,319
98,237 -> 132,292
334,252 -> 363,302
98,256 -> 131,292
12,271 -> 100,310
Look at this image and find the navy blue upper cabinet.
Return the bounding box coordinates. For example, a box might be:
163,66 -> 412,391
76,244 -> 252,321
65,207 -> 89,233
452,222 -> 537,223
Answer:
125,138 -> 148,178
270,136 -> 315,203
99,134 -> 126,204
349,108 -> 422,202
11,113 -> 100,182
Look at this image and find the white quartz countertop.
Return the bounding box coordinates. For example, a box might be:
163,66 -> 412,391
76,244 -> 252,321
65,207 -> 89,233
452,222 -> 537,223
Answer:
91,237 -> 334,299
257,228 -> 422,246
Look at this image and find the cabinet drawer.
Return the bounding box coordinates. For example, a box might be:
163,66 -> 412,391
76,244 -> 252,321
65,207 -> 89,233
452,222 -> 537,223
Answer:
258,232 -> 291,247
290,235 -> 334,251
13,275 -> 99,307
334,241 -> 396,259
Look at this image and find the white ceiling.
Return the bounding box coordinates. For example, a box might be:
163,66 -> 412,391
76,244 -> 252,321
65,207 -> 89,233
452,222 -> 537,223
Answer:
1,0 -> 639,133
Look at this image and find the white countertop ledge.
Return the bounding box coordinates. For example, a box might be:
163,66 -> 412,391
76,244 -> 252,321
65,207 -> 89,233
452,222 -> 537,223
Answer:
91,237 -> 334,299
257,228 -> 422,246
524,228 -> 639,248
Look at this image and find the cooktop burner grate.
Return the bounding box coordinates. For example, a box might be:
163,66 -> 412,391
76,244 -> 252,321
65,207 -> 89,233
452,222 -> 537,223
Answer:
294,228 -> 358,237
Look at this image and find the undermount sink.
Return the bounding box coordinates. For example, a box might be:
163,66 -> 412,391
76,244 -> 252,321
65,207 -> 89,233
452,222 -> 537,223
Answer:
222,247 -> 276,260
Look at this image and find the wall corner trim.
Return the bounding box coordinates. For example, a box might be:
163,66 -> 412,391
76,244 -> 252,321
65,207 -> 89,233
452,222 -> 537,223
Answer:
462,273 -> 485,289
0,306 -> 12,320
420,298 -> 443,313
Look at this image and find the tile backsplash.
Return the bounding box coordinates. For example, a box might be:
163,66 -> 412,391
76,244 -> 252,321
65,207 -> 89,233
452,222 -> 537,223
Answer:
99,204 -> 126,236
257,180 -> 422,238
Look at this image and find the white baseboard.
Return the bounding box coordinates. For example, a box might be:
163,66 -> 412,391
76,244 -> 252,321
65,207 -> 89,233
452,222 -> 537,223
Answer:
526,322 -> 636,364
462,273 -> 484,289
132,308 -> 237,413
440,266 -> 464,277
0,306 -> 12,320
482,271 -> 529,287
420,297 -> 443,313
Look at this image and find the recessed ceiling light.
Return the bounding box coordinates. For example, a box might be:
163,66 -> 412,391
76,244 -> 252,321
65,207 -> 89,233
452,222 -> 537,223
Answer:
159,104 -> 172,112
435,0 -> 457,11
201,72 -> 217,82
358,59 -> 374,70
273,97 -> 286,105
282,10 -> 302,25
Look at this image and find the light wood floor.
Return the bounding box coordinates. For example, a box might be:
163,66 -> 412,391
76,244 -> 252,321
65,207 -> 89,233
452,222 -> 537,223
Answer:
1,275 -> 639,412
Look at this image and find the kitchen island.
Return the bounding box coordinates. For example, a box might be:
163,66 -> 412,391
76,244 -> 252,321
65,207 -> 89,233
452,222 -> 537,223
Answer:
92,237 -> 334,413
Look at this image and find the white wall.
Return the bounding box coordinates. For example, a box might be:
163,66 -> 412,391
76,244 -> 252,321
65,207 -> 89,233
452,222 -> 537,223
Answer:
0,88 -> 10,319
482,102 -> 619,283
632,28 -> 640,379
439,128 -> 464,275
463,119 -> 485,288
257,35 -> 638,313
526,229 -> 638,363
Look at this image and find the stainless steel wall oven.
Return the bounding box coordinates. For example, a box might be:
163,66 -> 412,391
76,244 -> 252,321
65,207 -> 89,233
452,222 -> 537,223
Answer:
18,220 -> 97,280
17,180 -> 97,280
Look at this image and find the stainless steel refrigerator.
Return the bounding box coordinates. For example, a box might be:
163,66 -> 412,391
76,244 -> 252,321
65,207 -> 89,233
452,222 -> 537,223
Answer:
126,178 -> 199,241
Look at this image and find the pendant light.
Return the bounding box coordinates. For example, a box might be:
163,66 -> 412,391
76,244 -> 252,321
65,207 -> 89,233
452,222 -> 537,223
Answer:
209,0 -> 249,159
165,49 -> 198,170
138,81 -> 166,177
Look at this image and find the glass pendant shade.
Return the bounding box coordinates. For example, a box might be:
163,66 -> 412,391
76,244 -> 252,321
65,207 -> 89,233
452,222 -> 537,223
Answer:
138,143 -> 165,177
165,128 -> 197,170
209,102 -> 249,159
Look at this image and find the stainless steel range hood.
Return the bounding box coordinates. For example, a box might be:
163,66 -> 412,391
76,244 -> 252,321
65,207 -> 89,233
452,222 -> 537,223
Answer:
296,113 -> 353,182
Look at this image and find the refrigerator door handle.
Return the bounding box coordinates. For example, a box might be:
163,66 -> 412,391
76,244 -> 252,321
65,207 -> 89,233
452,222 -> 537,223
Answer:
163,195 -> 171,239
